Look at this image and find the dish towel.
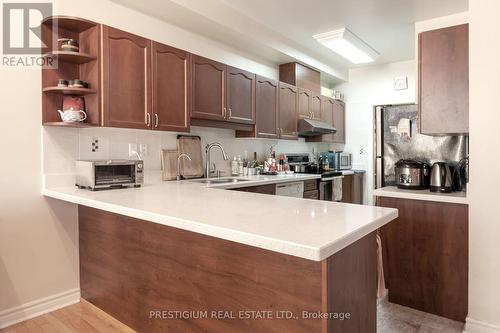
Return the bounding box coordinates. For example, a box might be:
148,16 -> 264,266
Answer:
376,234 -> 386,299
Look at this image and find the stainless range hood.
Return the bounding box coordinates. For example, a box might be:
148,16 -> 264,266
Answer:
297,118 -> 336,137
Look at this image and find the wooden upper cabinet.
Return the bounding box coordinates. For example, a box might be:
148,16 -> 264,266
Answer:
320,97 -> 335,142
226,66 -> 255,124
102,26 -> 151,129
332,100 -> 346,143
191,55 -> 226,121
297,88 -> 312,119
255,76 -> 279,139
311,94 -> 322,120
419,24 -> 468,135
152,42 -> 190,132
279,62 -> 321,93
279,82 -> 298,140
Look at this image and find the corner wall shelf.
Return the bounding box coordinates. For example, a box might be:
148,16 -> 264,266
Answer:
43,51 -> 97,64
43,86 -> 97,95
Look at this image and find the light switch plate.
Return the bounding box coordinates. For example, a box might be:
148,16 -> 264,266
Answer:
394,76 -> 408,90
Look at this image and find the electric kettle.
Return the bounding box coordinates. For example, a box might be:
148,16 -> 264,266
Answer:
430,162 -> 453,193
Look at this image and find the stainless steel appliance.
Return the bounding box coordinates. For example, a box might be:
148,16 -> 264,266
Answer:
297,118 -> 336,137
286,153 -> 343,201
319,173 -> 344,201
286,153 -> 310,173
374,104 -> 467,189
394,159 -> 430,190
275,181 -> 304,198
430,162 -> 453,193
335,152 -> 352,170
76,159 -> 144,190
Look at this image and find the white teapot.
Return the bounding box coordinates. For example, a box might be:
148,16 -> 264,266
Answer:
57,108 -> 87,122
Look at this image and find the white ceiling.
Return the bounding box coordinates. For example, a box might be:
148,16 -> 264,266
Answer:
112,0 -> 468,82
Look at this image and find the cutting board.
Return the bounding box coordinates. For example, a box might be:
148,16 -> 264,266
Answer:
177,135 -> 204,178
161,149 -> 179,181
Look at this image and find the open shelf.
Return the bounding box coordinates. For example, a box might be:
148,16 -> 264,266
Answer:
43,121 -> 98,128
43,51 -> 97,64
43,86 -> 97,96
42,16 -> 98,33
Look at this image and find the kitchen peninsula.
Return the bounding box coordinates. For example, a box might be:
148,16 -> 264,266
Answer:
43,174 -> 397,333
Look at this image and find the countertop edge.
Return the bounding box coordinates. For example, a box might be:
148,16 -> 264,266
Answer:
373,187 -> 468,205
43,188 -> 323,261
42,185 -> 397,262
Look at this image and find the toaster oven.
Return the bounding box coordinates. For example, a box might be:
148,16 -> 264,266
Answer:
76,160 -> 143,190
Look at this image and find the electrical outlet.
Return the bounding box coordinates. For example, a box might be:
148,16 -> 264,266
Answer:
128,143 -> 138,158
91,137 -> 99,152
139,143 -> 148,156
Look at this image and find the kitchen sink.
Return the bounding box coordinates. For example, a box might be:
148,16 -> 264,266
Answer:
188,178 -> 251,184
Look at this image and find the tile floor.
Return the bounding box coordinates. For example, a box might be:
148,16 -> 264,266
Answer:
378,296 -> 464,333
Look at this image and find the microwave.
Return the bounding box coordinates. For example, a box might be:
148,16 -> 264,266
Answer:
76,160 -> 143,190
335,152 -> 352,170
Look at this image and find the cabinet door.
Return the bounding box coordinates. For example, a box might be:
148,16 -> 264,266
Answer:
297,88 -> 312,119
341,175 -> 353,203
191,55 -> 226,121
332,100 -> 346,143
311,94 -> 322,120
278,82 -> 298,140
152,42 -> 190,132
102,26 -> 151,129
226,66 -> 255,124
320,97 -> 335,142
255,76 -> 279,139
378,197 -> 468,322
419,24 -> 468,134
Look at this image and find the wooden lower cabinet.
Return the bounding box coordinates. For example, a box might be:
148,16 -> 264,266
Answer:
79,206 -> 377,333
378,197 -> 468,322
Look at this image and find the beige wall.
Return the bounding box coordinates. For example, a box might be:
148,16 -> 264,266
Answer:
466,0 -> 500,331
334,60 -> 416,204
0,0 -> 282,316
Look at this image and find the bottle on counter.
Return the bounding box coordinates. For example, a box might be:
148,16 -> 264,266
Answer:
237,155 -> 244,176
231,156 -> 239,176
324,157 -> 330,171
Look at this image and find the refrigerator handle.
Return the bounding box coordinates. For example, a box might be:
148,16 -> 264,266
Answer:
375,157 -> 383,189
375,106 -> 383,157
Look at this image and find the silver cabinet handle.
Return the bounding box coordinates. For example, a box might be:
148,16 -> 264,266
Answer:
154,114 -> 159,128
146,113 -> 151,127
223,107 -> 227,119
228,108 -> 232,119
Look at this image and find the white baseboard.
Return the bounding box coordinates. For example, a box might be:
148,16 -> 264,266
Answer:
464,317 -> 500,333
0,288 -> 80,329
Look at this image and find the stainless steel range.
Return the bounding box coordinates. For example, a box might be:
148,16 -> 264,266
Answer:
286,153 -> 344,202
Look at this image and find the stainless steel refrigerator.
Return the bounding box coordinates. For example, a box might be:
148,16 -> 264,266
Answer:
374,104 -> 467,189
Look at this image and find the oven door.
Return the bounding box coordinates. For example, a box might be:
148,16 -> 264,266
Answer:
319,176 -> 343,201
94,164 -> 136,187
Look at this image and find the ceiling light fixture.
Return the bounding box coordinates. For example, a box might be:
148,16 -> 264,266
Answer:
313,28 -> 378,64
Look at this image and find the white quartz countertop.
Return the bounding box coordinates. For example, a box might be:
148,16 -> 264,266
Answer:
374,186 -> 468,205
42,174 -> 398,261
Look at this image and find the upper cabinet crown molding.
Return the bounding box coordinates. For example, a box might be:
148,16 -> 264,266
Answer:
418,24 -> 469,135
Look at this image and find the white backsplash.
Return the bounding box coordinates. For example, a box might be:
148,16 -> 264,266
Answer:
43,126 -> 343,176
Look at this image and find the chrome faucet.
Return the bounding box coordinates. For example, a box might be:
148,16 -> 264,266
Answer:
176,153 -> 192,181
205,142 -> 229,178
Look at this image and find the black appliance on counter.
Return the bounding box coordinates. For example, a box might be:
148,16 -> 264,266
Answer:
394,159 -> 431,190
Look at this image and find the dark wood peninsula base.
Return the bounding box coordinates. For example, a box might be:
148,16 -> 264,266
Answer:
78,206 -> 377,333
